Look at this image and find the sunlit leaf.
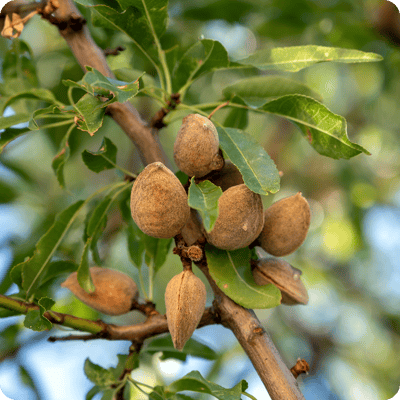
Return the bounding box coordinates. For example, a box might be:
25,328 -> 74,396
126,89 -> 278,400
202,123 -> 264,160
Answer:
206,245 -> 281,309
217,126 -> 280,195
188,178 -> 222,233
259,94 -> 370,159
84,358 -> 117,387
74,94 -> 105,135
236,45 -> 383,72
23,297 -> 55,331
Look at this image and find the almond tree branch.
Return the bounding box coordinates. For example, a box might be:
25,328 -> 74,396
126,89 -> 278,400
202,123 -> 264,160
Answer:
45,0 -> 170,168
32,2 -> 306,399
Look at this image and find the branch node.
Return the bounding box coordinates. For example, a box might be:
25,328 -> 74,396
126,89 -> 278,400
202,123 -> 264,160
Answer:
290,358 -> 310,379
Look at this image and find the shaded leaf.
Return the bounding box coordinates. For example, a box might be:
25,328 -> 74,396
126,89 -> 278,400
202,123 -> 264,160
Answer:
259,94 -> 370,159
82,137 -> 117,172
167,370 -> 247,400
173,39 -> 229,93
188,178 -> 222,233
223,95 -> 248,130
217,126 -> 280,195
1,88 -> 60,113
0,114 -> 30,130
52,126 -> 74,188
236,45 -> 383,72
223,76 -> 322,107
144,236 -> 173,274
127,222 -> 146,268
17,200 -> 85,298
29,104 -> 74,130
77,238 -> 95,293
37,260 -> 77,289
206,245 -> 281,309
0,127 -> 30,154
0,180 -> 17,203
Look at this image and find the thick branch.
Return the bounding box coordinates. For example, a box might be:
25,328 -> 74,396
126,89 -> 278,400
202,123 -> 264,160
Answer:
196,259 -> 306,400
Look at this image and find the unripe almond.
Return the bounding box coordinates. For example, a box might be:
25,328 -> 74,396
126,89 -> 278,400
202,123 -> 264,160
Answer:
130,162 -> 190,238
165,270 -> 206,350
258,192 -> 310,257
204,184 -> 264,250
209,160 -> 244,192
252,258 -> 308,305
61,267 -> 139,315
173,114 -> 223,178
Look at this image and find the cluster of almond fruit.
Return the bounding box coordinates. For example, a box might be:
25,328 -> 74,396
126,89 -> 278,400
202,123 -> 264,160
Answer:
62,114 -> 310,351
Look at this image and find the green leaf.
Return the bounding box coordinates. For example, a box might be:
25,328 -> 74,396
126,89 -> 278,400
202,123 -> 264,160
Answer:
78,238 -> 96,293
1,88 -> 59,113
236,45 -> 383,72
74,94 -> 105,135
217,127 -> 280,195
19,200 -> 85,298
52,126 -> 74,188
144,236 -> 173,273
127,222 -> 146,268
76,0 -> 168,57
259,94 -> 370,159
0,114 -> 30,130
223,96 -> 248,130
145,336 -> 218,361
86,386 -> 102,400
23,297 -> 55,331
0,180 -> 17,203
84,358 -> 117,388
85,182 -> 131,258
167,370 -> 247,400
82,137 -> 117,173
28,104 -> 74,130
206,245 -> 281,309
223,76 -> 322,107
0,127 -> 30,154
37,260 -> 77,289
173,39 -> 229,93
188,178 -> 222,233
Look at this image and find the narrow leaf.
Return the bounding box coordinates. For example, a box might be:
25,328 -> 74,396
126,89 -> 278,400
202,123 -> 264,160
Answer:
0,127 -> 30,154
236,45 -> 383,72
52,126 -> 74,188
144,236 -> 173,273
78,238 -> 95,293
20,200 -> 85,298
1,88 -> 59,113
223,95 -> 248,130
82,137 -> 117,173
0,114 -> 30,129
206,245 -> 281,309
188,178 -> 222,233
259,94 -> 370,159
223,76 -> 322,107
217,126 -> 280,195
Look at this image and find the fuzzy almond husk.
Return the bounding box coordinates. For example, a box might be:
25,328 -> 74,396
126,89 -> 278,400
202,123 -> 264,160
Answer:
130,162 -> 190,238
258,192 -> 311,257
173,114 -> 223,178
204,184 -> 264,250
165,270 -> 207,350
252,258 -> 308,305
209,160 -> 244,191
61,267 -> 139,315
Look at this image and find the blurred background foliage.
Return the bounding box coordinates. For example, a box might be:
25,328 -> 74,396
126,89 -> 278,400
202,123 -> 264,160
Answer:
0,0 -> 400,399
